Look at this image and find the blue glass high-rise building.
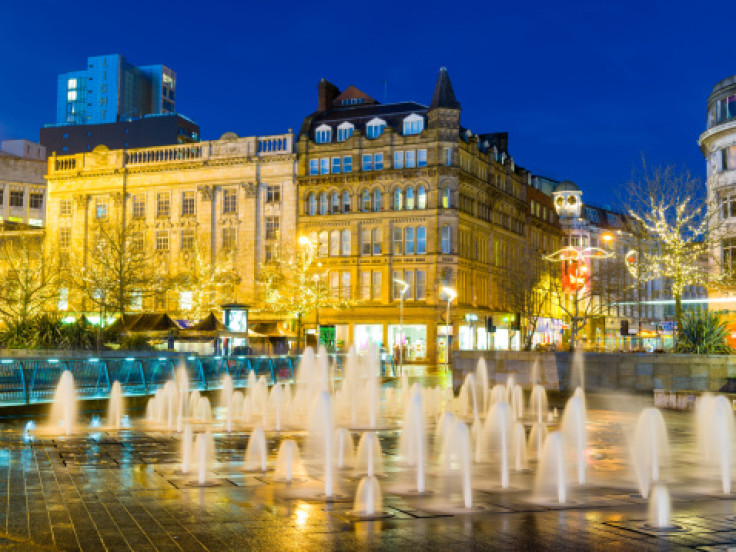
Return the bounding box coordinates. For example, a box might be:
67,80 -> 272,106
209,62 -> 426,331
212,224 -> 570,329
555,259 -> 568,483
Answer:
56,54 -> 177,125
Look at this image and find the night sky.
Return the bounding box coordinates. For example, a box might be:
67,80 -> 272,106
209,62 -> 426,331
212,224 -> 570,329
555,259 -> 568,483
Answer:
0,0 -> 729,206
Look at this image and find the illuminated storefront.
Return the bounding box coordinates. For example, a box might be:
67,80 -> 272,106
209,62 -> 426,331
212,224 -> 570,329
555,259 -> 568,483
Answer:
388,324 -> 427,361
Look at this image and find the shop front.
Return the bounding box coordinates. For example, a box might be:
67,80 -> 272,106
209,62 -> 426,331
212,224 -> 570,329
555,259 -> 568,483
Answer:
388,324 -> 427,362
354,324 -> 384,354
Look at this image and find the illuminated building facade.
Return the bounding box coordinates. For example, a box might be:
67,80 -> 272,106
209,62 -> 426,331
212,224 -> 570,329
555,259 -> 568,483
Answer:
0,141 -> 47,227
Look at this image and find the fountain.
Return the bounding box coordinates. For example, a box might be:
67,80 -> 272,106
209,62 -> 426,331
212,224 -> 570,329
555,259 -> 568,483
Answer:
570,347 -> 585,390
535,431 -> 567,504
439,419 -> 476,510
306,390 -> 342,499
188,432 -> 217,486
476,357 -> 489,411
273,439 -> 307,482
529,385 -> 548,423
696,394 -> 734,494
512,421 -> 528,472
49,370 -> 76,435
646,483 -> 676,530
244,427 -> 268,472
334,428 -> 354,469
180,424 -> 194,474
355,432 -> 384,477
561,391 -> 587,485
632,407 -> 669,498
481,401 -> 513,488
458,373 -> 479,420
107,381 -> 124,429
346,476 -> 392,519
528,422 -> 549,461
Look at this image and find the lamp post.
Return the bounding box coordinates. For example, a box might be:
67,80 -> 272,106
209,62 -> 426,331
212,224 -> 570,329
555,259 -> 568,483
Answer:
393,278 -> 409,373
298,235 -> 314,352
441,286 -> 457,372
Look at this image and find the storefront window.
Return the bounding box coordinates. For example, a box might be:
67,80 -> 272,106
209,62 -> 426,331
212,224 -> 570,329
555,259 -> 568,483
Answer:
388,324 -> 427,360
354,324 -> 383,354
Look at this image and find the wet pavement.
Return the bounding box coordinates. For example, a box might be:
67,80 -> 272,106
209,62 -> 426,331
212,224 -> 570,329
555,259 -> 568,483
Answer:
0,366 -> 735,551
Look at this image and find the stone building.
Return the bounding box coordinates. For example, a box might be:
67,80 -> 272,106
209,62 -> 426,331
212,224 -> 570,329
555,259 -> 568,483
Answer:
0,141 -> 47,227
44,133 -> 296,320
296,68 -> 543,362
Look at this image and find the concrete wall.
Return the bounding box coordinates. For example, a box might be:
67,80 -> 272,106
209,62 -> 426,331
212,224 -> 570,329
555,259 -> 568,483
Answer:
452,350 -> 736,393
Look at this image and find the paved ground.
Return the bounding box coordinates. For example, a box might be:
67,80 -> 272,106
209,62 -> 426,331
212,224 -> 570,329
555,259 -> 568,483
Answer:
0,367 -> 734,551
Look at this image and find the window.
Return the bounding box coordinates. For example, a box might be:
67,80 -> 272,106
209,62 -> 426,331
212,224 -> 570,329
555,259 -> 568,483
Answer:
131,232 -> 144,252
156,231 -> 170,251
60,199 -> 73,216
309,159 -> 319,175
393,270 -> 403,300
330,230 -> 340,256
441,225 -> 452,254
182,191 -> 195,216
318,231 -> 328,256
181,229 -> 195,250
30,193 -> 43,209
722,146 -> 736,171
67,90 -> 77,101
584,206 -> 599,223
315,124 -> 332,144
366,118 -> 386,139
394,188 -> 403,210
442,187 -> 451,208
178,291 -> 193,312
95,196 -> 107,218
372,271 -> 382,299
58,288 -> 69,311
416,270 -> 426,299
266,186 -> 281,203
59,227 -> 71,249
374,153 -> 384,170
222,227 -> 237,250
404,270 -> 415,301
68,78 -> 77,90
307,193 -> 317,215
320,158 -> 329,175
343,156 -> 352,173
403,113 -> 424,135
337,122 -> 354,142
393,226 -> 403,255
394,151 -> 404,169
406,150 -> 416,168
341,271 -> 351,300
416,226 -> 426,254
722,194 -> 736,219
265,244 -> 278,263
406,187 -> 415,210
332,157 -> 341,174
362,228 -> 371,255
341,229 -> 351,256
9,189 -> 24,207
724,238 -> 736,272
330,191 -> 339,214
361,271 -> 371,299
157,193 -> 170,217
405,227 -> 415,254
444,148 -> 452,166
330,272 -> 339,298
417,186 -> 426,209
130,291 -> 143,310
418,149 -> 427,167
266,216 -> 279,239
319,192 -> 328,215
132,195 -> 145,218
362,190 -> 371,212
366,228 -> 379,256
362,154 -> 372,171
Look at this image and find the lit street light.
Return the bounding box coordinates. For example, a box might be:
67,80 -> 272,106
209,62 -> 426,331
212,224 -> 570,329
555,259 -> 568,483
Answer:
393,278 -> 409,373
441,286 -> 457,372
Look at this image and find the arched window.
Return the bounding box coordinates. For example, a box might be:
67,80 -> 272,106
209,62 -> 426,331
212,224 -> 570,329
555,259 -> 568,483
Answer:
373,189 -> 382,212
406,187 -> 415,210
315,124 -> 332,144
362,190 -> 371,212
402,113 -> 424,135
442,187 -> 451,208
307,193 -> 316,215
319,192 -> 328,215
441,225 -> 451,254
366,117 -> 387,139
394,188 -> 403,210
330,191 -> 339,214
417,186 -> 426,209
336,122 -> 354,142
342,190 -> 351,213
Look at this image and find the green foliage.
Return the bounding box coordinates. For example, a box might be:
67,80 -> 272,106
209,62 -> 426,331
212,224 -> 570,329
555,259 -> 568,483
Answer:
0,319 -> 35,349
59,317 -> 97,350
119,334 -> 152,351
675,310 -> 732,355
33,313 -> 64,349
0,314 -> 97,350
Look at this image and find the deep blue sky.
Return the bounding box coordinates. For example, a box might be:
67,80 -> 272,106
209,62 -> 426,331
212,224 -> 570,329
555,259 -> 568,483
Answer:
0,0 -> 729,206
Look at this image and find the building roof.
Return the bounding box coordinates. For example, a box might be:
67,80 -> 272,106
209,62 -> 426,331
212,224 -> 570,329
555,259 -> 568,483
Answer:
553,180 -> 581,193
301,101 -> 428,139
430,67 -> 461,110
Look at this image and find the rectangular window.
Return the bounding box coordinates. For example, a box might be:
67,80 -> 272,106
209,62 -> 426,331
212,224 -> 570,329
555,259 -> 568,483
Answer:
331,157 -> 341,174
416,226 -> 426,254
444,147 -> 452,166
223,189 -> 237,213
416,270 -> 426,300
95,196 -> 107,218
131,232 -> 144,253
405,150 -> 416,168
362,228 -> 371,255
341,271 -> 351,299
265,244 -> 279,263
266,185 -> 281,203
361,271 -> 371,300
343,156 -> 352,173
222,227 -> 237,250
362,154 -> 372,171
341,229 -> 351,256
320,158 -> 329,175
374,153 -> 384,170
417,149 -> 427,167
157,193 -> 170,217
404,270 -> 415,300
393,226 -> 403,255
132,194 -> 145,218
155,231 -> 170,251
372,271 -> 382,300
393,270 -> 403,300
372,228 -> 382,255
29,193 -> 43,209
179,291 -> 193,312
266,216 -> 279,240
60,199 -> 73,216
330,271 -> 339,298
330,230 -> 340,256
441,225 -> 451,254
182,191 -> 195,216
405,227 -> 415,255
309,159 -> 319,175
58,288 -> 69,311
59,227 -> 71,249
181,229 -> 195,250
394,151 -> 404,169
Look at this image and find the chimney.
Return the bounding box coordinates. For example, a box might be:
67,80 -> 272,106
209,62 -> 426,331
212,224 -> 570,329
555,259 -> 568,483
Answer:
318,79 -> 340,113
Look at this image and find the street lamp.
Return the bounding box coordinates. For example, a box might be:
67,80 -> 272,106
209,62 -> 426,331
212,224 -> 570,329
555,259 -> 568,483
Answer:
393,278 -> 409,373
297,235 -> 314,352
441,286 -> 457,372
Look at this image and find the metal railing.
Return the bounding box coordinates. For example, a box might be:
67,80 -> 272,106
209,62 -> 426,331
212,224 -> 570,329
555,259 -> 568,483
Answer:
0,353 -> 395,406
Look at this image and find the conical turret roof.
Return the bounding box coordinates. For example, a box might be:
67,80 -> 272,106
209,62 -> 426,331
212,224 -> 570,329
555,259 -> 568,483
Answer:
430,67 -> 461,109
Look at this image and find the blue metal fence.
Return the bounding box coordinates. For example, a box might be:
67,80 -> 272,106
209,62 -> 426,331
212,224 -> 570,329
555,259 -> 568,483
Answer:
0,353 -> 395,406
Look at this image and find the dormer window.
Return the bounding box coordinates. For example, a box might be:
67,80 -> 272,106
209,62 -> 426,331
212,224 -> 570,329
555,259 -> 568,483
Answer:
403,114 -> 424,135
366,117 -> 387,139
341,98 -> 365,106
337,122 -> 354,142
315,124 -> 332,144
